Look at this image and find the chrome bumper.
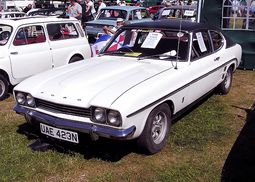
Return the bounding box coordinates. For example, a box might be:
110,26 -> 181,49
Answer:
14,105 -> 136,140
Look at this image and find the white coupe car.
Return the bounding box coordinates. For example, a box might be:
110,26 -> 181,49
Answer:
14,20 -> 242,154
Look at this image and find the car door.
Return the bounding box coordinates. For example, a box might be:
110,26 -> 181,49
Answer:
186,30 -> 222,104
9,24 -> 52,79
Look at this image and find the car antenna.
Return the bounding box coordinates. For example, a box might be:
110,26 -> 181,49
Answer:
175,10 -> 184,70
175,3 -> 192,70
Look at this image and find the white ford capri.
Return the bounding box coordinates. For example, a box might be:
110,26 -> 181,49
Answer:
14,20 -> 242,154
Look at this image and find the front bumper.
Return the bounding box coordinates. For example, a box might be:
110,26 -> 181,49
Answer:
14,105 -> 136,140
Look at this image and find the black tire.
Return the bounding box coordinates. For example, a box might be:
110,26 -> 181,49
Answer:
0,74 -> 9,101
69,56 -> 83,64
217,67 -> 233,95
136,103 -> 171,155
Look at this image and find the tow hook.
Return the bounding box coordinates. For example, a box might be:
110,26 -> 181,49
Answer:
90,125 -> 99,141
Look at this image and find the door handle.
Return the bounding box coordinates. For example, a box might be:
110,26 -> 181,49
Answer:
10,52 -> 18,55
214,57 -> 220,61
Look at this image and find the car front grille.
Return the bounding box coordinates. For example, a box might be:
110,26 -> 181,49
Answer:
35,98 -> 91,118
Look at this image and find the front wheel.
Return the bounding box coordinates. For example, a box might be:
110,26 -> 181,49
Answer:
0,74 -> 9,101
136,103 -> 171,155
217,67 -> 233,95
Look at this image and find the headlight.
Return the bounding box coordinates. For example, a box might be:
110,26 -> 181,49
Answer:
16,92 -> 26,105
26,94 -> 35,107
108,110 -> 122,127
93,107 -> 107,123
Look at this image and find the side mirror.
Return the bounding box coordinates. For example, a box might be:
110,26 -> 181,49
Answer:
170,50 -> 177,57
159,50 -> 177,59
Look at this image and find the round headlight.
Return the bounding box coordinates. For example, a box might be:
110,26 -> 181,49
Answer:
108,110 -> 122,127
94,108 -> 106,123
26,94 -> 35,107
16,93 -> 26,105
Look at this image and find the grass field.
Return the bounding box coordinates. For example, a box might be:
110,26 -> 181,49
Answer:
0,70 -> 254,182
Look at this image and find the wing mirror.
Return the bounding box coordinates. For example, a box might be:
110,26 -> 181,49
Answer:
159,50 -> 177,59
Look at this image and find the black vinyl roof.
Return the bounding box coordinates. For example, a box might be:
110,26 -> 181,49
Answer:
122,19 -> 235,48
123,19 -> 219,32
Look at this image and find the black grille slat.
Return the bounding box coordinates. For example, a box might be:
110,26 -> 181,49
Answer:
35,98 -> 91,118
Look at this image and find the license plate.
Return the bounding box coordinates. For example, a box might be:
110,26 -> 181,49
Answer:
40,123 -> 79,143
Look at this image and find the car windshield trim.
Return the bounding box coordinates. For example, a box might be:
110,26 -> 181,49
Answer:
101,28 -> 189,62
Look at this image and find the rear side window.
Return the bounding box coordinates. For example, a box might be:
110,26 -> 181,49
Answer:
13,25 -> 46,46
210,31 -> 224,52
47,23 -> 79,41
191,31 -> 212,60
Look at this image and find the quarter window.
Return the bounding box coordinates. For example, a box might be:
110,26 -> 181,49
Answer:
47,23 -> 79,41
210,31 -> 224,51
13,25 -> 46,46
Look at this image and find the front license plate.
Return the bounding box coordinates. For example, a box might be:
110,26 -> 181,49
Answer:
40,123 -> 79,143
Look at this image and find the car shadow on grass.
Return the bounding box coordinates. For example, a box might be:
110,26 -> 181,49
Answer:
17,122 -> 139,162
221,102 -> 255,182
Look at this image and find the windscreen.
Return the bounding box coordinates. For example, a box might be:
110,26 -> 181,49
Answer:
102,28 -> 190,61
97,9 -> 127,20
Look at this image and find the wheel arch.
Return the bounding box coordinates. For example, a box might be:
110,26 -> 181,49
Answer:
0,69 -> 10,84
228,62 -> 236,72
70,53 -> 84,60
68,53 -> 84,64
163,100 -> 175,116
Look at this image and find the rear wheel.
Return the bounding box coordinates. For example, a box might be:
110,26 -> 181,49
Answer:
69,56 -> 83,64
217,67 -> 233,95
0,74 -> 9,101
137,103 -> 171,154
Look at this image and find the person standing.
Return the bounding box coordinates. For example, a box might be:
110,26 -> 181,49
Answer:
23,4 -> 33,13
97,0 -> 106,14
66,0 -> 82,20
86,0 -> 96,20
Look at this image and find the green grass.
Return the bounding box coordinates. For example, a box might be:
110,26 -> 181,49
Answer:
0,70 -> 254,181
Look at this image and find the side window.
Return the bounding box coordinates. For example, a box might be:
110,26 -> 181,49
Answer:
133,10 -> 142,20
141,9 -> 150,18
13,25 -> 46,46
191,31 -> 212,60
210,31 -> 224,52
47,23 -> 78,41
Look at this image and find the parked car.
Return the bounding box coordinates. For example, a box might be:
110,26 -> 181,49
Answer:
0,11 -> 25,19
153,5 -> 197,22
0,16 -> 91,100
85,6 -> 151,43
13,20 -> 242,154
26,8 -> 65,16
147,5 -> 164,16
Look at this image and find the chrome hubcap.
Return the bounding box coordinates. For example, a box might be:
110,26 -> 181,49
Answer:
224,70 -> 231,89
151,112 -> 167,144
0,80 -> 5,97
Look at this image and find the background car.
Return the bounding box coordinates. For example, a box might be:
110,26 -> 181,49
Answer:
85,6 -> 152,43
153,5 -> 197,22
26,8 -> 65,16
14,20 -> 241,155
0,16 -> 91,100
147,5 -> 164,16
0,11 -> 25,19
